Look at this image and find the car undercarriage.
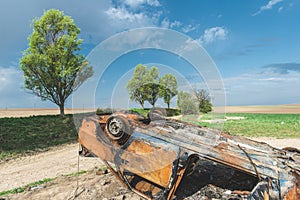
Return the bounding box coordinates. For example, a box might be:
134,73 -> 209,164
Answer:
78,110 -> 300,200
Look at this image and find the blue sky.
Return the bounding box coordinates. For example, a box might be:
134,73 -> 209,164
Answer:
0,0 -> 299,108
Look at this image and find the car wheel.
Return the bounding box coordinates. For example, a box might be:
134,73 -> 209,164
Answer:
106,115 -> 131,145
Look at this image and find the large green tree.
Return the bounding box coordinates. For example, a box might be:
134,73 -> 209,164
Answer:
159,74 -> 178,108
20,9 -> 93,116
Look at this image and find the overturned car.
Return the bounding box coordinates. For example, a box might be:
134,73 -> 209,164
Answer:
78,110 -> 300,200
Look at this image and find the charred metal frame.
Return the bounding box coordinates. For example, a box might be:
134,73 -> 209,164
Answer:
78,111 -> 300,200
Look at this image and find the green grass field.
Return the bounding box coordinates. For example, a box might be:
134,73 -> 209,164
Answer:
133,109 -> 300,138
130,108 -> 181,117
0,114 -> 79,160
199,113 -> 300,138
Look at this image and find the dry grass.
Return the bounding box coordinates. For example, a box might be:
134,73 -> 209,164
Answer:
1,104 -> 300,118
0,108 -> 95,118
214,104 -> 300,114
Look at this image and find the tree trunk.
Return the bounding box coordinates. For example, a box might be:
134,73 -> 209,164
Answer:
167,102 -> 170,109
141,102 -> 144,109
59,103 -> 65,117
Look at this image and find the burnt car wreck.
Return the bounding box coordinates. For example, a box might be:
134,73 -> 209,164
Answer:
78,110 -> 300,200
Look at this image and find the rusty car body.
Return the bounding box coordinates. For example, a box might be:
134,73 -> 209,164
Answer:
78,110 -> 300,199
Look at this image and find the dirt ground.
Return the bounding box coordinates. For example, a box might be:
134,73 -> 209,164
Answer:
1,104 -> 300,118
2,169 -> 248,200
1,138 -> 300,199
0,108 -> 95,118
0,143 -> 101,192
3,169 -> 143,200
222,104 -> 300,114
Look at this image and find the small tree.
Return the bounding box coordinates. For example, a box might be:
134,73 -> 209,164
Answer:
144,67 -> 159,107
199,99 -> 212,113
127,65 -> 179,109
193,88 -> 212,113
20,9 -> 93,116
159,74 -> 178,109
127,64 -> 148,108
177,91 -> 198,114
127,65 -> 161,108
144,83 -> 160,107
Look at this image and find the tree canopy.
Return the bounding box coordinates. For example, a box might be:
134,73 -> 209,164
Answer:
193,88 -> 212,113
177,91 -> 198,114
127,65 -> 179,108
159,74 -> 178,109
20,9 -> 93,116
127,65 -> 212,114
127,64 -> 148,109
144,67 -> 159,107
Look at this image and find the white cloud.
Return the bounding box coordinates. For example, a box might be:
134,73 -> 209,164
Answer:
199,27 -> 228,44
0,66 -> 36,108
95,28 -> 167,53
170,20 -> 182,28
104,6 -> 158,31
263,63 -> 300,74
160,18 -> 169,28
0,66 -> 72,108
105,7 -> 145,22
106,1 -> 184,34
223,70 -> 300,105
160,18 -> 182,29
259,77 -> 285,81
0,67 -> 23,93
253,0 -> 283,16
261,0 -> 283,11
177,38 -> 200,53
182,24 -> 198,33
124,0 -> 161,8
145,0 -> 161,7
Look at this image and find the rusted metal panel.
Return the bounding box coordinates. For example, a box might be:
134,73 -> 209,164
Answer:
119,137 -> 178,188
78,117 -> 115,162
78,111 -> 300,200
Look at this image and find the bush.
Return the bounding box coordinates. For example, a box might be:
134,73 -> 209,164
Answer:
177,91 -> 198,115
199,100 -> 213,113
166,108 -> 181,116
96,108 -> 114,115
130,108 -> 180,117
180,99 -> 198,115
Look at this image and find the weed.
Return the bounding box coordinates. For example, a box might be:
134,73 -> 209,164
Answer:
0,178 -> 54,196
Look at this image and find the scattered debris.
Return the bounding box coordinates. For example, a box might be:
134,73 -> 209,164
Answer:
100,179 -> 110,186
96,169 -> 108,175
201,119 -> 225,123
225,116 -> 246,120
183,184 -> 249,200
29,185 -> 46,191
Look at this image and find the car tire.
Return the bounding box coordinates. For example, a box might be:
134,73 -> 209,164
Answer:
105,115 -> 132,145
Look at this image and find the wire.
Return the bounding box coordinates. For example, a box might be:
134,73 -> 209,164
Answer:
66,143 -> 81,200
237,144 -> 262,181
